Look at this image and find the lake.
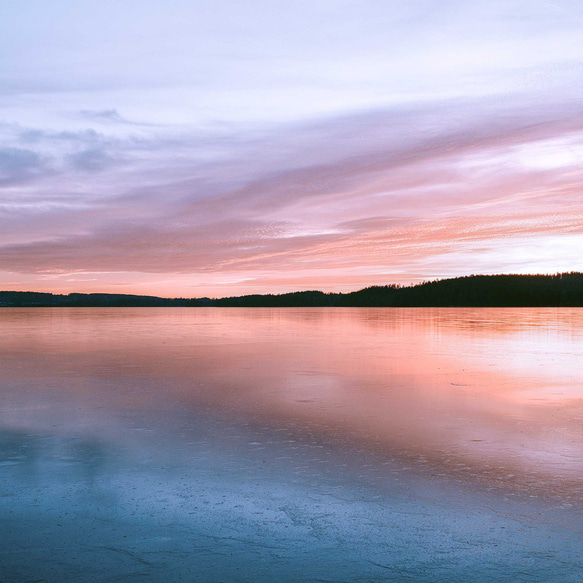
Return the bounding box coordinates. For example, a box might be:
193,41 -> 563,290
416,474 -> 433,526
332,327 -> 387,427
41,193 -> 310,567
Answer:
1,307 -> 582,582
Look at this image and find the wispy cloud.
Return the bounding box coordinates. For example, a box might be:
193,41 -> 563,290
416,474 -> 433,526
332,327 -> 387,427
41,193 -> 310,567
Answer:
0,147 -> 49,185
79,109 -> 125,123
1,95 -> 583,295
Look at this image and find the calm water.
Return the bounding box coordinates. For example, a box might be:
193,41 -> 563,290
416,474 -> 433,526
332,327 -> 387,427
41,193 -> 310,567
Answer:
1,308 -> 582,582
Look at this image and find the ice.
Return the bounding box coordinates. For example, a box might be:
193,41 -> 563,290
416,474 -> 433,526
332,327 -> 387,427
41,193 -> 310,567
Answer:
1,409 -> 583,582
2,307 -> 583,581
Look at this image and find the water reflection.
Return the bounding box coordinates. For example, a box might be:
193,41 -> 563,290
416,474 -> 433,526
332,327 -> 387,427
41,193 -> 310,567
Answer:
1,307 -> 583,493
2,308 -> 583,581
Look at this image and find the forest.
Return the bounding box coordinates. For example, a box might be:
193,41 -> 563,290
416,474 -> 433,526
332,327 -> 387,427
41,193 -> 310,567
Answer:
2,273 -> 583,307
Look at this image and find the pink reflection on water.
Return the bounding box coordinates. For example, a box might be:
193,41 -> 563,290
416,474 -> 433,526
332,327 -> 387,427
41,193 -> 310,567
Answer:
1,307 -> 582,493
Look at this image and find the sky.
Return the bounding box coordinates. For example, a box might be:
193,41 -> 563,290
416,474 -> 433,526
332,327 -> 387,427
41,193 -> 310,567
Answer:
1,0 -> 583,298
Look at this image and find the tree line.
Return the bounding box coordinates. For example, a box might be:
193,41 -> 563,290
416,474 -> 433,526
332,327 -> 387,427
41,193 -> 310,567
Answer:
2,273 -> 583,307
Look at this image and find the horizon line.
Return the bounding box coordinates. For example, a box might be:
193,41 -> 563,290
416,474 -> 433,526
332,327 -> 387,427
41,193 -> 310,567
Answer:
2,271 -> 581,301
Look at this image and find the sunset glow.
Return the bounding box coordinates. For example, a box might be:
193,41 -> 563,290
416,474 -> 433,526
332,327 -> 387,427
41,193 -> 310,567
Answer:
2,1 -> 583,297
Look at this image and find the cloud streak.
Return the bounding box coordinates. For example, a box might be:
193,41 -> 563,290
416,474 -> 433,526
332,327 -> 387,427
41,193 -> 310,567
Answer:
1,96 -> 583,295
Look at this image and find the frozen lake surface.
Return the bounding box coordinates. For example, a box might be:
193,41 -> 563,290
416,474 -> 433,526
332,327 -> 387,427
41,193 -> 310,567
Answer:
1,307 -> 583,582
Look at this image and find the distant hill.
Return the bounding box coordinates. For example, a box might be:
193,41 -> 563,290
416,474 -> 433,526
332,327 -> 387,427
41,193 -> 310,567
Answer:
2,273 -> 583,307
0,292 -> 210,308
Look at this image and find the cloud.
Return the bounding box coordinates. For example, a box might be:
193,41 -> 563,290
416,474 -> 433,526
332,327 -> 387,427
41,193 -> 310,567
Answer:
0,96 -> 582,292
79,109 -> 125,123
14,125 -> 120,151
78,109 -> 159,127
0,147 -> 48,185
0,123 -> 128,182
67,147 -> 119,172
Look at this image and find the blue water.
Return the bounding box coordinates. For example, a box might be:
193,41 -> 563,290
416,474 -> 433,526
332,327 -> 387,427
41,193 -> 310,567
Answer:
1,308 -> 582,582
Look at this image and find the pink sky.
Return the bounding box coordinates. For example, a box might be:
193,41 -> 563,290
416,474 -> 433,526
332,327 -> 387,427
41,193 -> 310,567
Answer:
1,1 -> 583,297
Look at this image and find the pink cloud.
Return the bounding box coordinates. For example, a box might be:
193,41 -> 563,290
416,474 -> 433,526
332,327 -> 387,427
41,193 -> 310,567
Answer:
1,98 -> 583,296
